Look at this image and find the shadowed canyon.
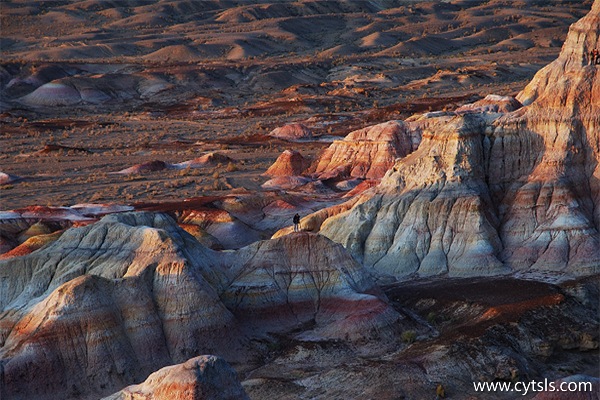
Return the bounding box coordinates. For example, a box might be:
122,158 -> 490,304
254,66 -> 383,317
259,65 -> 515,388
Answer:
1,1 -> 599,399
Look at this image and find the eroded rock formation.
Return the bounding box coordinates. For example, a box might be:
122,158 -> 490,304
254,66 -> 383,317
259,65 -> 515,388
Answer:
103,356 -> 249,400
0,211 -> 399,399
176,152 -> 233,169
312,120 -> 420,180
292,3 -> 600,279
268,123 -> 313,141
264,150 -> 309,177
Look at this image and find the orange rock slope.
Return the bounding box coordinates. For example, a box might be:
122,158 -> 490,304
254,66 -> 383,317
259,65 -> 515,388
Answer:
313,120 -> 420,180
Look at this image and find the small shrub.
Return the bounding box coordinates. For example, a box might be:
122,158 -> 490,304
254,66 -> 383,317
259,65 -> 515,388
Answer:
426,312 -> 437,325
226,162 -> 238,172
401,330 -> 417,344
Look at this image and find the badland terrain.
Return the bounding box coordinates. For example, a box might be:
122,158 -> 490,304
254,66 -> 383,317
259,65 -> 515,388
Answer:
0,1 -> 599,399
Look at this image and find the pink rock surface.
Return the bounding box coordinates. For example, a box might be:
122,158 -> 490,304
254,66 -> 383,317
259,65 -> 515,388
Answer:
313,120 -> 418,180
268,123 -> 313,141
264,149 -> 309,177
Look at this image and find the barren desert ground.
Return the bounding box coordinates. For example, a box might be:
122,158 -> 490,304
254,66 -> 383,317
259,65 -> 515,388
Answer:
0,0 -> 591,209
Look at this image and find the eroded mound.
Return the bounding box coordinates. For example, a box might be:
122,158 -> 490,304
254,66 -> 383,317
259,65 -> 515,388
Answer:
103,356 -> 249,400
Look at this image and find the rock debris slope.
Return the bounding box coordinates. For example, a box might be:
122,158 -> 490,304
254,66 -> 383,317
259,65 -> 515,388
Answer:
0,212 -> 399,400
302,2 -> 600,279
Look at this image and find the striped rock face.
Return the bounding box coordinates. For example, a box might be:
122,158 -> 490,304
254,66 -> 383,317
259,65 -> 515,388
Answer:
313,120 -> 420,180
264,149 -> 310,177
298,2 -> 600,280
0,211 -> 399,400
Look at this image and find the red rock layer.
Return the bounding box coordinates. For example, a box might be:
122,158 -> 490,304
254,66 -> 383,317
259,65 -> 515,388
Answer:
312,120 -> 419,180
264,149 -> 309,177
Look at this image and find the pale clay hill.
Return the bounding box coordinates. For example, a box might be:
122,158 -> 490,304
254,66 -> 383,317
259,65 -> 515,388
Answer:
0,212 -> 400,399
276,0 -> 600,280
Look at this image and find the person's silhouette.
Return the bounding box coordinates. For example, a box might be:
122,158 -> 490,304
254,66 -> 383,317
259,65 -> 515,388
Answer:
293,213 -> 300,232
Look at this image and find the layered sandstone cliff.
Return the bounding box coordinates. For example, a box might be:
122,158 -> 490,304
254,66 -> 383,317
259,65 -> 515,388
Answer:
294,3 -> 600,279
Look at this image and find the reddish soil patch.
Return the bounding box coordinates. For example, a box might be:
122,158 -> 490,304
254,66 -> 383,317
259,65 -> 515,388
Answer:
387,277 -> 561,308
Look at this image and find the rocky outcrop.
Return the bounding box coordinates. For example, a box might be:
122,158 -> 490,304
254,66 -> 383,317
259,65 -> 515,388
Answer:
300,3 -> 600,279
0,212 -> 399,399
496,0 -> 600,274
219,232 -> 401,340
268,123 -> 313,141
455,94 -> 522,114
262,150 -> 311,190
264,150 -> 309,177
176,152 -> 233,169
312,120 -> 419,180
103,356 -> 249,400
320,114 -> 509,278
0,212 -> 238,400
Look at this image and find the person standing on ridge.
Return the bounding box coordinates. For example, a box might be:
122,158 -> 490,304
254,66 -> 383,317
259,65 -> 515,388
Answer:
293,213 -> 301,232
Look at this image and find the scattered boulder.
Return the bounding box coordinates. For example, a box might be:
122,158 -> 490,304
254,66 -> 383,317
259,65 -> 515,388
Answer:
102,356 -> 249,400
176,152 -> 233,169
0,172 -> 21,185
